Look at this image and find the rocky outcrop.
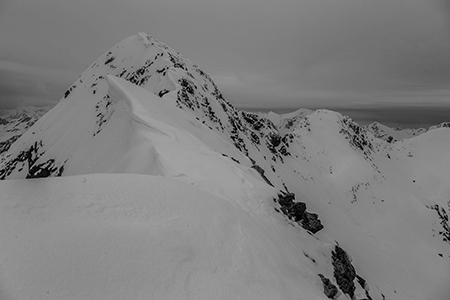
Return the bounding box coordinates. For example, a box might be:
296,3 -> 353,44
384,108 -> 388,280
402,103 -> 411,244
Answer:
275,192 -> 323,233
356,274 -> 373,300
428,204 -> 450,244
318,274 -> 339,299
332,245 -> 356,298
0,106 -> 52,155
339,116 -> 374,159
250,164 -> 274,187
300,211 -> 324,234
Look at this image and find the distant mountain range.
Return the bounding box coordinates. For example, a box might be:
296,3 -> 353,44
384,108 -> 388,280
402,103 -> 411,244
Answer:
0,105 -> 53,155
0,33 -> 448,300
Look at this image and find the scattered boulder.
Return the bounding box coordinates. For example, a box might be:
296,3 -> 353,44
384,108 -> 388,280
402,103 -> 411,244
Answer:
301,211 -> 324,233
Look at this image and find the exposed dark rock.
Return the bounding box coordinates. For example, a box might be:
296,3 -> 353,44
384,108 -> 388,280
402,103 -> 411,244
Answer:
251,164 -> 274,187
332,245 -> 356,298
274,192 -> 323,233
356,274 -> 373,300
104,56 -> 115,65
267,132 -> 281,148
318,274 -> 338,299
158,89 -> 169,97
428,204 -> 450,243
290,202 -> 307,222
0,135 -> 20,154
339,116 -> 373,159
301,211 -> 324,233
277,192 -> 295,207
27,159 -> 59,179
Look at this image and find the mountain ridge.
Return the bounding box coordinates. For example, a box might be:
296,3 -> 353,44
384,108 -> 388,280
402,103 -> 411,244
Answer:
0,32 -> 449,300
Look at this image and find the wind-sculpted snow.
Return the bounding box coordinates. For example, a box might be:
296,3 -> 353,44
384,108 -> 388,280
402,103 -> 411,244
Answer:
0,33 -> 449,299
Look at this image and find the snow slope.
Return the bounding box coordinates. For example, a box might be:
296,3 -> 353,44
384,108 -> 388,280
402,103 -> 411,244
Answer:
0,32 -> 449,300
0,174 -> 328,300
280,111 -> 450,300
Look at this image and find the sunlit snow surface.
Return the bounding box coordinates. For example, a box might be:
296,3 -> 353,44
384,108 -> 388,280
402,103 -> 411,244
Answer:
0,33 -> 449,300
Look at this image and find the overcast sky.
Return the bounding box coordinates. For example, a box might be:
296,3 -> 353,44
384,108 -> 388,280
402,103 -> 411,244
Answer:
1,0 -> 450,126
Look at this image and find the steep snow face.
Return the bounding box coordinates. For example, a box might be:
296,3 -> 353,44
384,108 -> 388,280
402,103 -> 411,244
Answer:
0,33 -> 449,300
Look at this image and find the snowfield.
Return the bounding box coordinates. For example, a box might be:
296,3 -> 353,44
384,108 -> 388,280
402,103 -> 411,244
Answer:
0,174 -> 328,300
0,32 -> 449,300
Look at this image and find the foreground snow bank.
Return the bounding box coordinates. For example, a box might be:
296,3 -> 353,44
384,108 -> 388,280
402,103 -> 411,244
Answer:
0,173 -> 327,300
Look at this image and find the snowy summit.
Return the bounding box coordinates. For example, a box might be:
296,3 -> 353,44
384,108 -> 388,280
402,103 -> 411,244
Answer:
0,32 -> 449,300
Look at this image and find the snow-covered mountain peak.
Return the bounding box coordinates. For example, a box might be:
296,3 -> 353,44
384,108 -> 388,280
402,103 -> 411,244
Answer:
267,108 -> 313,135
0,33 -> 449,300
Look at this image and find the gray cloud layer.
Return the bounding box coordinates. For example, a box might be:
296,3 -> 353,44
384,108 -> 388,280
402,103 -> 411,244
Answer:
1,0 -> 450,125
0,60 -> 77,109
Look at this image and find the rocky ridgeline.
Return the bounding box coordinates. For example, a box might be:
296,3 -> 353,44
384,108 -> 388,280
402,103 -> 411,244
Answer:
366,121 -> 450,143
0,32 -> 324,228
4,33 -> 438,300
0,33 -> 293,183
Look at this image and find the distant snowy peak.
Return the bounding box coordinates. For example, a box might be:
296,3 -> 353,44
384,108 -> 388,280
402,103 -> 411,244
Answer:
0,105 -> 53,155
0,32 -> 236,179
266,108 -> 313,134
365,122 -> 427,142
366,121 -> 450,143
0,32 -> 298,187
0,105 -> 53,119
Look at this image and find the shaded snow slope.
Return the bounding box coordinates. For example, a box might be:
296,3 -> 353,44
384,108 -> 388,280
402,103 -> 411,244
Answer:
0,32 -> 449,300
0,174 -> 329,300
